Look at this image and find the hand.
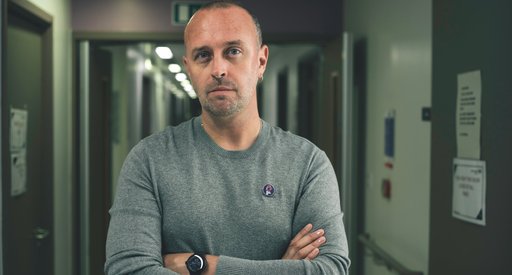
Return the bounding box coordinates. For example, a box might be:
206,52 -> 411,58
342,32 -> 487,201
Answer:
282,223 -> 326,260
163,253 -> 218,275
163,253 -> 192,275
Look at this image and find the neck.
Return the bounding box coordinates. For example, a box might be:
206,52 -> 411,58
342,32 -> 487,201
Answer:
201,113 -> 262,151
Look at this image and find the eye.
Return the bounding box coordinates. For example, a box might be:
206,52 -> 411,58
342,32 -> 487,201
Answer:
226,48 -> 242,57
194,51 -> 211,62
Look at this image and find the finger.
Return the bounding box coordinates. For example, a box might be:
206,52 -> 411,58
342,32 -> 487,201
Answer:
282,225 -> 314,259
283,225 -> 325,260
305,248 -> 320,260
292,228 -> 325,251
296,236 -> 325,259
290,223 -> 313,244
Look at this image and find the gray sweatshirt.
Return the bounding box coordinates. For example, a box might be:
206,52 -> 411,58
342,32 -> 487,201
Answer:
105,117 -> 350,274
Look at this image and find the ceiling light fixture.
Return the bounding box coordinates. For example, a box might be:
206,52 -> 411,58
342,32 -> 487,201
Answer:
175,73 -> 187,82
155,47 -> 173,59
168,64 -> 181,73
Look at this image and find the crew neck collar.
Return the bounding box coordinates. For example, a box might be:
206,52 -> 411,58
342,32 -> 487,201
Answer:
194,116 -> 269,159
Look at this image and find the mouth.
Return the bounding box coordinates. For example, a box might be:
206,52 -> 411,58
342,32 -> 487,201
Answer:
208,86 -> 235,94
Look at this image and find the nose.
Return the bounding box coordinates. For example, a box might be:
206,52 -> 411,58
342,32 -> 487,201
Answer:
210,55 -> 227,80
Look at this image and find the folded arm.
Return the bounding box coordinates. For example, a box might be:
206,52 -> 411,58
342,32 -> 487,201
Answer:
105,143 -> 349,275
164,223 -> 327,274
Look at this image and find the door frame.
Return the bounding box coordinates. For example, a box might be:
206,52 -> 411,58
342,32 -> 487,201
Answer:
1,0 -> 53,274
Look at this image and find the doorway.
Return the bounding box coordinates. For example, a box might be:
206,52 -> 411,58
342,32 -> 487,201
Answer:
75,40 -> 200,274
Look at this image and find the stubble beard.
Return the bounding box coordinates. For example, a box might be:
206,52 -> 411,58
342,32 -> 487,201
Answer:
202,92 -> 251,117
200,79 -> 253,118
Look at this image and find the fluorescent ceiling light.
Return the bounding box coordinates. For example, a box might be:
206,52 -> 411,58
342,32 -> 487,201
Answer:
183,85 -> 194,92
175,73 -> 187,82
155,47 -> 173,59
186,90 -> 197,99
168,64 -> 181,73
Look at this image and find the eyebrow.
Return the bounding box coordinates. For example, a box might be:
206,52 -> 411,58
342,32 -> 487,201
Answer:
190,40 -> 245,56
224,40 -> 244,47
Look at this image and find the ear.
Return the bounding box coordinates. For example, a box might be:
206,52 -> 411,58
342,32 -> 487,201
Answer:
258,45 -> 269,76
182,55 -> 189,71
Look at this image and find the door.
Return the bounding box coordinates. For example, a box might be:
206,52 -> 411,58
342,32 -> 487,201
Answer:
88,46 -> 113,275
430,1 -> 512,273
297,52 -> 320,141
2,1 -> 53,275
141,76 -> 152,138
78,42 -> 113,275
277,69 -> 288,131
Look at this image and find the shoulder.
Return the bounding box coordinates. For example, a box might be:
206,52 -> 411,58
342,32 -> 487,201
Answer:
266,123 -> 322,155
130,118 -> 196,159
260,123 -> 330,170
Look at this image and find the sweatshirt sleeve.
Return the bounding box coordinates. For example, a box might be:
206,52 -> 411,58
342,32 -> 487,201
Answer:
104,143 -> 177,275
215,150 -> 350,274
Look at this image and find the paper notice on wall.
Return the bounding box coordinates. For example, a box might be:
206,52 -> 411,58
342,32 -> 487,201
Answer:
10,108 -> 28,151
456,71 -> 481,159
452,158 -> 486,226
11,151 -> 27,196
10,108 -> 29,196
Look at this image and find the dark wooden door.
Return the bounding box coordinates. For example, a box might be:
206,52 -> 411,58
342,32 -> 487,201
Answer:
2,1 -> 53,274
298,52 -> 320,141
88,45 -> 113,275
430,1 -> 512,274
277,69 -> 288,131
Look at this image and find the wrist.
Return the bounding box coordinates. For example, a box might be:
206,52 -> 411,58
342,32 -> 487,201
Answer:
204,255 -> 218,275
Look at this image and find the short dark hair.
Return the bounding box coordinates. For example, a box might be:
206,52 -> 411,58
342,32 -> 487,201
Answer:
194,0 -> 263,46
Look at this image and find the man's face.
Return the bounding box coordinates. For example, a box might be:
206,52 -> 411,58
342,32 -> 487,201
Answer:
183,6 -> 268,118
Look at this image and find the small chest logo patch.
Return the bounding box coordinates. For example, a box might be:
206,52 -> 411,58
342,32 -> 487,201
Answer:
262,183 -> 276,197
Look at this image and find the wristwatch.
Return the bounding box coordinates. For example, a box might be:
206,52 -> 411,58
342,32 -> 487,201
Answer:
186,253 -> 208,275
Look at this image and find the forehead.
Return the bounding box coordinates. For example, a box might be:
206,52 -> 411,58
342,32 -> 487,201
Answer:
184,6 -> 257,50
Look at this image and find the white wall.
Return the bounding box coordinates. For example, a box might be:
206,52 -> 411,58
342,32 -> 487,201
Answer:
344,0 -> 432,274
26,0 -> 73,275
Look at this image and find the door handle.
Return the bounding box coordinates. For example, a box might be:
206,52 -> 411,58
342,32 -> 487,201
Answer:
33,227 -> 50,240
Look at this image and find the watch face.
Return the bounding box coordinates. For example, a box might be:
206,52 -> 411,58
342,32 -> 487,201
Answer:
187,255 -> 204,272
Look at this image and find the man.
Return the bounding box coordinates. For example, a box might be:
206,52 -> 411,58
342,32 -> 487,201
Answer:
104,1 -> 350,274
